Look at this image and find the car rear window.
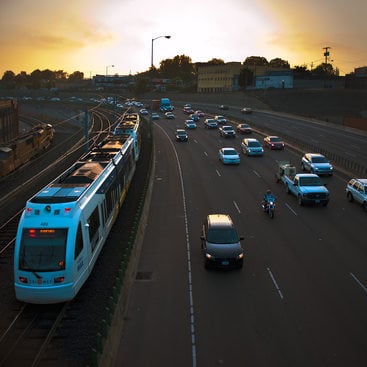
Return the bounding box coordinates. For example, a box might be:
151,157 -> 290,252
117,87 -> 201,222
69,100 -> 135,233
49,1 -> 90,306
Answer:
207,228 -> 239,244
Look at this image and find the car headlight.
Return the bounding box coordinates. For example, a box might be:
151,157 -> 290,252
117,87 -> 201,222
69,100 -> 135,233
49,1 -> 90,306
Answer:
205,253 -> 214,260
238,253 -> 244,259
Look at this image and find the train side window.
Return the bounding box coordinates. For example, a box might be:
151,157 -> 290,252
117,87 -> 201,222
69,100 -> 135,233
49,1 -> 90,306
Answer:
88,206 -> 100,252
74,223 -> 83,259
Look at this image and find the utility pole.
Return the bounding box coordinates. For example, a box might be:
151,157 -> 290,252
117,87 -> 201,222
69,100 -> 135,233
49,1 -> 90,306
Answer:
322,46 -> 332,89
323,46 -> 331,64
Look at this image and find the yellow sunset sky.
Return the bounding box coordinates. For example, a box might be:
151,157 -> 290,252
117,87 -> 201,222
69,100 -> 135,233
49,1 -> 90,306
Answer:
0,0 -> 366,78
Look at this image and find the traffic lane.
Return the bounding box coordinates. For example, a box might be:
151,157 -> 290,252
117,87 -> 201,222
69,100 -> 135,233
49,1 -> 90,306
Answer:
196,105 -> 367,170
113,124 -> 193,367
248,112 -> 367,167
174,124 -> 367,365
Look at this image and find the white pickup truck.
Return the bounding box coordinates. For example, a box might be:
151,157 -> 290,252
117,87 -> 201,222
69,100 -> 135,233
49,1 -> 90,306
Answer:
283,173 -> 330,206
276,161 -> 330,206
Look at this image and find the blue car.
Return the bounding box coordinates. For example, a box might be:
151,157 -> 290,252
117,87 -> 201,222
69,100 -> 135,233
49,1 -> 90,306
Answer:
241,138 -> 264,156
301,153 -> 333,176
185,119 -> 197,129
219,147 -> 240,165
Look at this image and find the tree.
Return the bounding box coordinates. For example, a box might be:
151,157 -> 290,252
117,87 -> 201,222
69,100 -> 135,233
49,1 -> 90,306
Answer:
312,63 -> 337,77
68,71 -> 84,81
54,70 -> 67,80
292,65 -> 311,77
159,55 -> 196,82
269,58 -> 290,68
15,71 -> 29,88
1,70 -> 16,89
243,56 -> 268,67
206,58 -> 225,65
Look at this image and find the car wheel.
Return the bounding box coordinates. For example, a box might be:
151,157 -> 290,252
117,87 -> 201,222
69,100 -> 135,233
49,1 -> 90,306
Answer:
323,201 -> 329,207
347,192 -> 354,202
363,202 -> 367,212
285,185 -> 290,194
297,195 -> 304,206
301,163 -> 305,171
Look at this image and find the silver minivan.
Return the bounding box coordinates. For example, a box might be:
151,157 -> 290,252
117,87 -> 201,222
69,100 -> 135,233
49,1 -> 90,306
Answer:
200,214 -> 244,269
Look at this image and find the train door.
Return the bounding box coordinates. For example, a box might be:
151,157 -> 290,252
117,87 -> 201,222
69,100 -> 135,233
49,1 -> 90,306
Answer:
72,221 -> 89,294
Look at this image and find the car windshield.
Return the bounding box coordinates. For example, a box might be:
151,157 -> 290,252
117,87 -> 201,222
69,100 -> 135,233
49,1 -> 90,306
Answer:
224,127 -> 233,130
270,137 -> 281,142
223,149 -> 237,155
299,177 -> 323,186
207,228 -> 239,244
311,156 -> 328,163
177,131 -> 186,136
248,141 -> 260,147
240,125 -> 249,128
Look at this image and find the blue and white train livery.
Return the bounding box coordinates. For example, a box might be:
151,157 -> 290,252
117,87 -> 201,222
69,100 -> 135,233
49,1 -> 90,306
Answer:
14,115 -> 141,304
113,112 -> 141,161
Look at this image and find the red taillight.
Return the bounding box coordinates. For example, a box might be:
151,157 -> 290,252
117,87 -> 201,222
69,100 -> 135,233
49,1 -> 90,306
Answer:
54,276 -> 65,283
64,207 -> 71,214
19,277 -> 28,283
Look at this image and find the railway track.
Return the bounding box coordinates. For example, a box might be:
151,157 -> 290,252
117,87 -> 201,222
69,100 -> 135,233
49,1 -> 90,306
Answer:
0,302 -> 68,367
0,103 -> 125,365
0,210 -> 22,258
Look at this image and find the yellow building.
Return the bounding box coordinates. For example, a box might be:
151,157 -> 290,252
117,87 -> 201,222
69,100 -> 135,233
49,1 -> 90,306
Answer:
197,62 -> 242,93
197,62 -> 292,92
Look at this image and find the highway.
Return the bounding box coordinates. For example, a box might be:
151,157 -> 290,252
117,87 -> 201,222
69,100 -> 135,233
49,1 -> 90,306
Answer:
113,107 -> 367,367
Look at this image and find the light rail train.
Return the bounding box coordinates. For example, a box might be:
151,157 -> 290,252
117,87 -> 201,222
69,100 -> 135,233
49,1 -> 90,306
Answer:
14,113 -> 141,304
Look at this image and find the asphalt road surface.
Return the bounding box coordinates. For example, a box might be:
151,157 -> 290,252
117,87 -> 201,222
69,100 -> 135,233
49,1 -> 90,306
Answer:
113,109 -> 367,367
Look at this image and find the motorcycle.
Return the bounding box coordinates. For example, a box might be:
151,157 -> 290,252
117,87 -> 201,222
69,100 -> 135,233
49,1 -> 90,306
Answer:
262,198 -> 275,219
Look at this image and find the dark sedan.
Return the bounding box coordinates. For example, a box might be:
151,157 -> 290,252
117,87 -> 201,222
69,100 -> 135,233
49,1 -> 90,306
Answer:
263,135 -> 285,150
236,123 -> 252,134
175,129 -> 188,142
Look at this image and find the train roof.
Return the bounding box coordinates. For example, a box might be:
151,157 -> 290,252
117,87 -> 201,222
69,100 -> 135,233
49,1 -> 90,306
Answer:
29,135 -> 134,204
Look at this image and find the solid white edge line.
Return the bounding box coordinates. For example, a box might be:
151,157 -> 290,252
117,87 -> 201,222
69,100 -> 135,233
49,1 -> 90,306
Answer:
156,124 -> 197,367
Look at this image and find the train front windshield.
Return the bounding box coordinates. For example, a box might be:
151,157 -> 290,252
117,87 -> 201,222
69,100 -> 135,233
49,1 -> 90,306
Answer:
19,228 -> 67,272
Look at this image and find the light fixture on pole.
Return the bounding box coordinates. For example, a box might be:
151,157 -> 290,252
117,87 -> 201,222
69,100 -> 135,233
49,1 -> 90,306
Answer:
106,64 -> 115,77
151,35 -> 171,69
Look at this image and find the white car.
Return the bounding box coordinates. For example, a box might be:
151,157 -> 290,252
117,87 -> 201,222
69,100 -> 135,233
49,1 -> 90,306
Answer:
185,119 -> 197,129
241,107 -> 253,114
219,148 -> 240,165
219,125 -> 235,138
346,178 -> 367,211
214,115 -> 227,124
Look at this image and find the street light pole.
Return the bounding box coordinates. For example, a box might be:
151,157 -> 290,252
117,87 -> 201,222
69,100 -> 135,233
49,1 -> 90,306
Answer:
151,35 -> 171,69
150,35 -> 171,124
106,64 -> 115,77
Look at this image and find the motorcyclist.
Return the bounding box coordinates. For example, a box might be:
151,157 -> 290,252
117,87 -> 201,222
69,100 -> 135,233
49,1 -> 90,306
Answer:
263,189 -> 275,209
